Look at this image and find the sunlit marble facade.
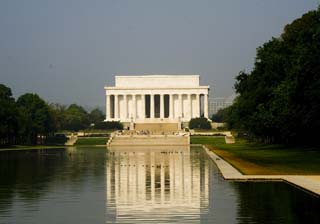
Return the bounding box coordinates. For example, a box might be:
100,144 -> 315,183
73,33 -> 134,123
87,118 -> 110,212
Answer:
104,75 -> 210,123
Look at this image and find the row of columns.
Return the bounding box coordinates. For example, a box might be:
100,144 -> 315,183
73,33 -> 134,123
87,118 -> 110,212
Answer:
106,93 -> 208,120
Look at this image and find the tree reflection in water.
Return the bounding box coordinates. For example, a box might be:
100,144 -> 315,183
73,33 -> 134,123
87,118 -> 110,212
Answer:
0,147 -> 106,223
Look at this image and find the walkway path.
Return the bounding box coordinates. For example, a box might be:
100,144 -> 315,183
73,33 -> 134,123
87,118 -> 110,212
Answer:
203,145 -> 320,197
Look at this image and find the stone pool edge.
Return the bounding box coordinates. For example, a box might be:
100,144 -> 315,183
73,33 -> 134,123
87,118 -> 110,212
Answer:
200,144 -> 320,198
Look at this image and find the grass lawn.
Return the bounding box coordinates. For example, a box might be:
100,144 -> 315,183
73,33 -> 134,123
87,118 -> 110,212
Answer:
75,137 -> 107,146
57,129 -> 114,134
191,136 -> 320,175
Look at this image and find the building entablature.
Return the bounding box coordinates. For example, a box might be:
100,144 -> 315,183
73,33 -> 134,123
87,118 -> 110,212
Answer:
104,87 -> 209,96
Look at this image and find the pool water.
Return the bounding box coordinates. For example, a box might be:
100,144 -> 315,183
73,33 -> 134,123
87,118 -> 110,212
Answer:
0,146 -> 319,224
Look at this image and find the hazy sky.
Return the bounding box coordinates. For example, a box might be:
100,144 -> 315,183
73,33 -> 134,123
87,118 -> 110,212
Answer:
0,0 -> 317,110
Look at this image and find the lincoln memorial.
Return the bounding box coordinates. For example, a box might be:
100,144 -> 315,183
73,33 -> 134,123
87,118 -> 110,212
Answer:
104,75 -> 209,129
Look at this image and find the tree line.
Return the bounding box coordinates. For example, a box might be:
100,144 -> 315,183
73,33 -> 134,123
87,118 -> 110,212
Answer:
221,8 -> 320,145
0,84 -> 121,146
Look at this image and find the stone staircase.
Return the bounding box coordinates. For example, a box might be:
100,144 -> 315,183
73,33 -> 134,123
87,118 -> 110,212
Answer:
134,123 -> 179,131
108,132 -> 189,147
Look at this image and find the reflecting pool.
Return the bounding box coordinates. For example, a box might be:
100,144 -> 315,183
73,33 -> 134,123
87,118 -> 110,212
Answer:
0,146 -> 319,224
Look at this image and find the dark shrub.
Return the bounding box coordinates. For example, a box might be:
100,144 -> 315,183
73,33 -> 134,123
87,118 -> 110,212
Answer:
189,117 -> 211,130
93,121 -> 123,130
45,134 -> 68,145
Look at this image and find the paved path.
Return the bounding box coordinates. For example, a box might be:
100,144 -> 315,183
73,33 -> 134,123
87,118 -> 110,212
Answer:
203,145 -> 320,197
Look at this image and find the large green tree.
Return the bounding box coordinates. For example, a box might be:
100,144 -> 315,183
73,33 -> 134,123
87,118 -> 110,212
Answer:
0,84 -> 18,145
89,108 -> 104,124
64,104 -> 90,131
48,103 -> 67,131
16,93 -> 53,144
226,8 -> 320,145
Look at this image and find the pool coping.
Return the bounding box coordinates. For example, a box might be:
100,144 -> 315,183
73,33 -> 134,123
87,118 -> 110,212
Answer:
201,145 -> 320,198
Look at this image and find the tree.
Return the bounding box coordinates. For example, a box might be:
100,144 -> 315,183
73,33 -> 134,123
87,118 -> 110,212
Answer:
0,84 -> 18,145
89,108 -> 105,126
225,8 -> 320,145
16,93 -> 53,144
48,103 -> 67,132
64,104 -> 89,131
211,107 -> 230,123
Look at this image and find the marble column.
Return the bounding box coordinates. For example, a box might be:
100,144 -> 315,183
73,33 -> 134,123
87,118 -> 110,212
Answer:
132,94 -> 136,119
179,94 -> 183,118
196,94 -> 200,117
160,94 -> 164,118
150,94 -> 154,119
141,94 -> 145,119
187,94 -> 192,119
169,94 -> 174,119
114,94 -> 119,119
123,95 -> 127,119
204,94 -> 208,118
106,94 -> 111,120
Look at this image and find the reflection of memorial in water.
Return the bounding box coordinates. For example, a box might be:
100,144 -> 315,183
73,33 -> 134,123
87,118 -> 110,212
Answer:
106,146 -> 209,223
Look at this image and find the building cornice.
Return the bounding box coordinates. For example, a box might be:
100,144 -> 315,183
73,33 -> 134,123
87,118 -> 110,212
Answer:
115,74 -> 200,78
104,86 -> 210,90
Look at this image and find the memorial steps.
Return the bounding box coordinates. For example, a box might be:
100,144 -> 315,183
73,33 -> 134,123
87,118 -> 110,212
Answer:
107,132 -> 190,147
134,123 -> 179,132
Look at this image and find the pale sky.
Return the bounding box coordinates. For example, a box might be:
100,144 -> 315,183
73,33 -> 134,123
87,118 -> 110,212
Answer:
0,0 -> 317,110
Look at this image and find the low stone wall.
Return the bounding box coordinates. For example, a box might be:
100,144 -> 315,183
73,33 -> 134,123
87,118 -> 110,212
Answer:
190,131 -> 231,136
211,122 -> 226,129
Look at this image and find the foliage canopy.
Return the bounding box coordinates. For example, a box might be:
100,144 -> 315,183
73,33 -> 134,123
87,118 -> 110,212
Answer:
225,8 -> 320,145
0,84 -> 122,146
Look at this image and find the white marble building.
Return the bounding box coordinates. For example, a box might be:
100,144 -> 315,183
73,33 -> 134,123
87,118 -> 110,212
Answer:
104,75 -> 209,123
